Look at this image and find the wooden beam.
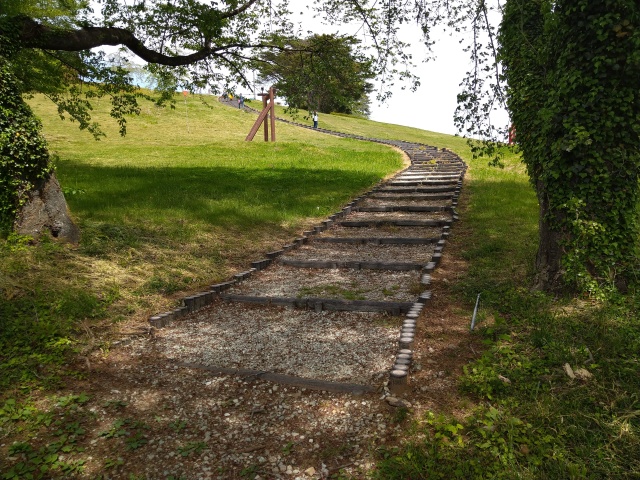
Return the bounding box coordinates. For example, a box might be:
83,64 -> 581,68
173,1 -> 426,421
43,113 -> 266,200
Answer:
262,94 -> 269,141
269,87 -> 276,142
245,87 -> 277,142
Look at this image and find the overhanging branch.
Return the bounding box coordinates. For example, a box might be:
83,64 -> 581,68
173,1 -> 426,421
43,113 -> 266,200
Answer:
13,15 -> 260,67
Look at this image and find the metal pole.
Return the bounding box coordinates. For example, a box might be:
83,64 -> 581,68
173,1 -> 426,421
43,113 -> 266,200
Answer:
470,293 -> 481,331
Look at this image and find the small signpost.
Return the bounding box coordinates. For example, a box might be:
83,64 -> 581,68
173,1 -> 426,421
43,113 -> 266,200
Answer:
508,124 -> 516,145
246,86 -> 276,142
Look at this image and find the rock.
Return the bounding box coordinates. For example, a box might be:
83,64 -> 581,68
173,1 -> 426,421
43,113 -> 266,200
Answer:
304,467 -> 316,476
14,173 -> 80,243
574,368 -> 593,380
563,363 -> 576,379
385,396 -> 412,408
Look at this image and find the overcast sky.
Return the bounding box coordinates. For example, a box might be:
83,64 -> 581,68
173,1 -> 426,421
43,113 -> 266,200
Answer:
288,2 -> 509,137
367,28 -> 472,135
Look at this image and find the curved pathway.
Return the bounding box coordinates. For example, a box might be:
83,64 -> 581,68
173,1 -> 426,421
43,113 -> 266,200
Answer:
147,101 -> 467,395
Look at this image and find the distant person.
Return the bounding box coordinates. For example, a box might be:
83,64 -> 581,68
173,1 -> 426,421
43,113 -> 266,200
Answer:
313,111 -> 318,128
238,96 -> 242,108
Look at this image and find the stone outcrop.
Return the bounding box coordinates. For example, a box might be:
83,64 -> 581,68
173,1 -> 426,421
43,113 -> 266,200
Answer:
14,173 -> 80,243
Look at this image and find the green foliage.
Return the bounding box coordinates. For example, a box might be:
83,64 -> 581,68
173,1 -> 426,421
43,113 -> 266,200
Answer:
0,55 -> 53,235
2,0 -> 421,150
374,407 -> 555,479
0,268 -> 110,391
2,2 -> 143,139
256,34 -> 375,116
374,117 -> 640,478
239,464 -> 261,479
100,418 -> 149,450
377,288 -> 640,478
169,419 -> 187,433
1,394 -> 91,479
498,0 -> 640,291
176,441 -> 206,457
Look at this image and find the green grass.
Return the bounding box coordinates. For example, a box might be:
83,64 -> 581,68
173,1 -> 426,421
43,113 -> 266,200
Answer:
1,93 -> 406,393
273,103 -> 475,151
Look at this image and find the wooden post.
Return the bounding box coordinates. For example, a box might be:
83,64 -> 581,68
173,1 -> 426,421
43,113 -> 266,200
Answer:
269,87 -> 276,142
262,93 -> 269,141
246,87 -> 277,142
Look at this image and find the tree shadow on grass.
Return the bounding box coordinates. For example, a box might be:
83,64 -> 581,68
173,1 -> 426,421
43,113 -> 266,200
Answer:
58,162 -> 381,230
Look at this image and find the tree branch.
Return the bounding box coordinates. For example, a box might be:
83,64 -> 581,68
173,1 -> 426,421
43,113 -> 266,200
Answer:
13,15 -> 258,67
220,0 -> 260,20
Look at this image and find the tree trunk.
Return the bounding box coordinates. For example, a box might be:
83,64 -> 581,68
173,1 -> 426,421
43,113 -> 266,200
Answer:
532,181 -> 565,292
14,173 -> 80,244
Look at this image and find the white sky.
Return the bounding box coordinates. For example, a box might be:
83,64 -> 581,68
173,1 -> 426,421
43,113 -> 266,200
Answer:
288,2 -> 509,136
367,29 -> 472,135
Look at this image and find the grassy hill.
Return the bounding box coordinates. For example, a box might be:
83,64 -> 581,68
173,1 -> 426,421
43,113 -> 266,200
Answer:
6,92 -> 517,389
1,92 -> 638,478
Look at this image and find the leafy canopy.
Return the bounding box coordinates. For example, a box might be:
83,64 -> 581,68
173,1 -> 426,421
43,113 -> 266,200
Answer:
256,34 -> 374,116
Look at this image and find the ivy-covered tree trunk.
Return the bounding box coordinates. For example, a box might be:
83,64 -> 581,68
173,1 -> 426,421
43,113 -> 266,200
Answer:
0,54 -> 79,242
533,182 -> 567,290
499,0 -> 640,292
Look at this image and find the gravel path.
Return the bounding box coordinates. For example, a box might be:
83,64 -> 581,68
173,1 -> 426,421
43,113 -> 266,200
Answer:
144,133 -> 465,394
279,243 -> 436,264
225,265 -> 421,303
314,225 -> 443,238
100,109 -> 469,479
131,304 -> 399,384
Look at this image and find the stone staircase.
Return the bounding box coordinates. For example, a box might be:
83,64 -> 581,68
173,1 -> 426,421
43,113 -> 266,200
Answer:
148,105 -> 466,395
